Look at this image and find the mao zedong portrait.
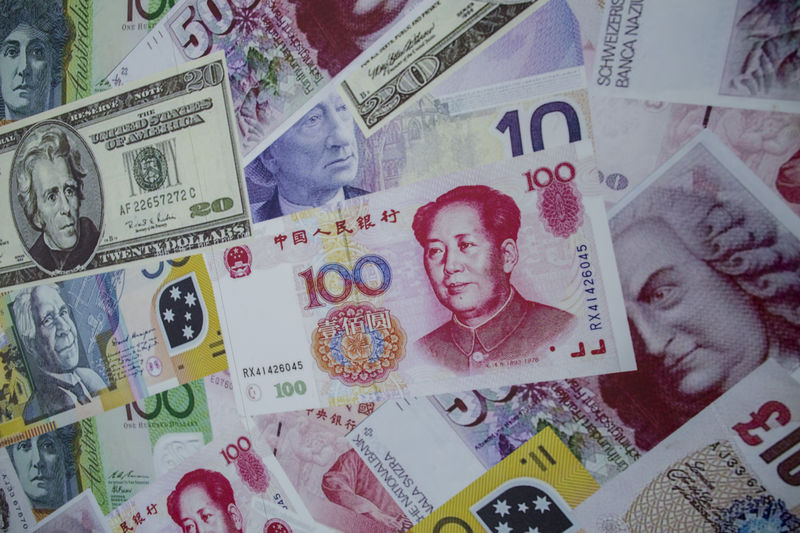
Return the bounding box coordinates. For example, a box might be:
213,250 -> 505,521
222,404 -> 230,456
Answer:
14,284 -> 106,423
14,123 -> 102,272
0,0 -> 70,121
253,91 -> 368,222
412,185 -> 577,374
599,187 -> 800,451
167,469 -> 244,533
7,427 -> 77,514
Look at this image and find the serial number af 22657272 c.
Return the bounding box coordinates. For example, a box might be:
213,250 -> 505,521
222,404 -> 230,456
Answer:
242,361 -> 304,378
120,187 -> 197,214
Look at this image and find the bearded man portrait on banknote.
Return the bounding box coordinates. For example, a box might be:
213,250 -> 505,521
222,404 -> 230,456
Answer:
252,90 -> 369,222
13,284 -> 107,422
0,0 -> 69,121
599,186 -> 800,451
412,185 -> 576,375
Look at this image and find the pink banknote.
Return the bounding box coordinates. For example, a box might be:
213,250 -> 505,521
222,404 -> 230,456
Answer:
106,416 -> 314,533
34,491 -> 111,533
211,146 -> 634,416
604,130 -> 800,454
570,0 -> 800,215
108,0 -> 423,156
253,404 -> 420,533
576,360 -> 800,532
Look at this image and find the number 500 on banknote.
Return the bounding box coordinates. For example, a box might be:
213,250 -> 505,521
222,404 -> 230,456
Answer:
211,146 -> 635,416
0,53 -> 250,290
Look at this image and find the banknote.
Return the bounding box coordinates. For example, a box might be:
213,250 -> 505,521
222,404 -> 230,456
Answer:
338,0 -> 550,134
211,146 -> 634,416
33,491 -> 110,533
252,404 -> 429,533
106,417 -> 311,533
412,426 -> 598,532
359,380 -> 640,491
567,0 -> 800,216
0,255 -> 229,443
107,0 -> 425,157
575,360 -> 800,532
1,372 -> 235,523
0,53 -> 250,289
589,0 -> 800,114
0,441 -> 36,531
0,0 -> 174,124
603,130 -> 800,454
245,0 -> 595,223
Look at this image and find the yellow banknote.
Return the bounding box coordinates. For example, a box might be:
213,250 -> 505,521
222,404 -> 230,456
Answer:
413,427 -> 598,532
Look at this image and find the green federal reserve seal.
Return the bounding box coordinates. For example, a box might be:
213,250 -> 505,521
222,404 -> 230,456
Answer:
134,147 -> 168,192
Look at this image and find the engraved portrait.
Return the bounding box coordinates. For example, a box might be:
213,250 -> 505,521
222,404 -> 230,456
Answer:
290,0 -> 414,74
6,426 -> 79,515
599,146 -> 800,450
11,283 -> 108,423
412,185 -> 577,375
167,469 -> 244,533
249,89 -> 369,222
0,0 -> 70,120
10,121 -> 104,273
721,0 -> 800,101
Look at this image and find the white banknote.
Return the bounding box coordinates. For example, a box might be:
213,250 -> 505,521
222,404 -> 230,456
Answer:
590,0 -> 800,114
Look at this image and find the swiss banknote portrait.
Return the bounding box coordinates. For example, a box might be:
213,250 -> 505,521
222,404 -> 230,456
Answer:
720,0 -> 800,102
602,131 -> 800,450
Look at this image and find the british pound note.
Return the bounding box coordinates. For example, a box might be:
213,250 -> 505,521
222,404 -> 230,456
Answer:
589,0 -> 800,114
575,360 -> 800,532
0,0 -> 174,123
106,416 -> 312,533
0,255 -> 228,442
412,426 -> 598,532
602,129 -> 800,454
107,0 -> 425,157
33,491 -> 111,533
1,372 -> 235,521
0,52 -> 249,289
211,147 -> 634,416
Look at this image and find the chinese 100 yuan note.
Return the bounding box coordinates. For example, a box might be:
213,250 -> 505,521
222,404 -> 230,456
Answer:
210,144 -> 635,417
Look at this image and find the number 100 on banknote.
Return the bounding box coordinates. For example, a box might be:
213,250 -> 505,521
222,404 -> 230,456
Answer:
211,146 -> 635,415
0,53 -> 250,290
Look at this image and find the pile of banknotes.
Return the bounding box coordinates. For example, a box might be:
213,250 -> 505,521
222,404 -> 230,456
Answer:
0,0 -> 798,531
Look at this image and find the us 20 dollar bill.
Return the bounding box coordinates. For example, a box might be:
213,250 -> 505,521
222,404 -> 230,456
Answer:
0,52 -> 250,289
211,146 -> 635,416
